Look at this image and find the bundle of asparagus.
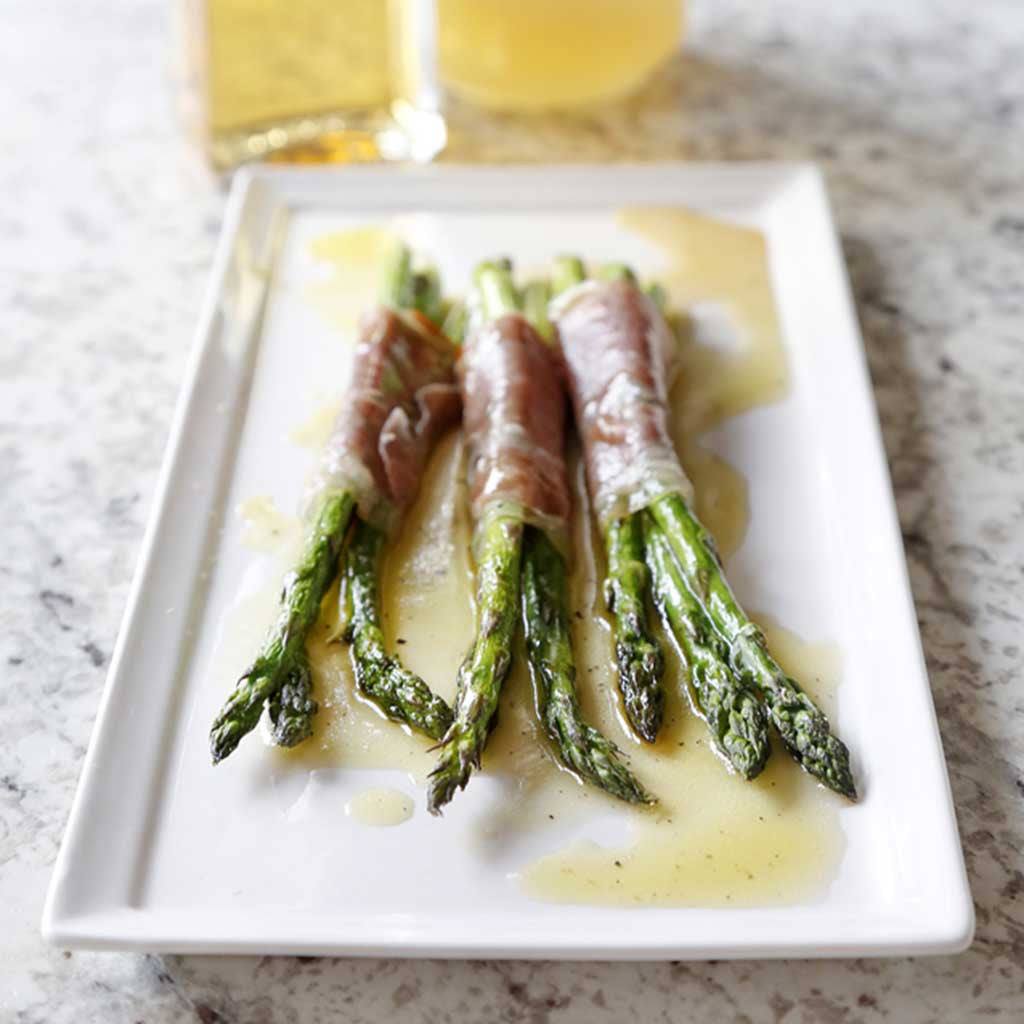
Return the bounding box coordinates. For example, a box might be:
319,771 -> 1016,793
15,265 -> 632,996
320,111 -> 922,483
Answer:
210,239 -> 855,807
426,261 -> 652,814
209,246 -> 457,762
550,259 -> 856,799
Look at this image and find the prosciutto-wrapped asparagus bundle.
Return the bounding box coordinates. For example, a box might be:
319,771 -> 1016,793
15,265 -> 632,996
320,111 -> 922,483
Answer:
551,260 -> 856,799
210,246 -> 457,763
426,262 -> 651,814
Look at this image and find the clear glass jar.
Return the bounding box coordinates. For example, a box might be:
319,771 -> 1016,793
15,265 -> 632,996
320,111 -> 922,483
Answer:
181,0 -> 445,171
435,0 -> 685,112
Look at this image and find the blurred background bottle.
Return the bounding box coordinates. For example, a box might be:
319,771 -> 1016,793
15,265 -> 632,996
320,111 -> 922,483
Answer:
437,0 -> 685,111
183,0 -> 444,171
181,0 -> 684,170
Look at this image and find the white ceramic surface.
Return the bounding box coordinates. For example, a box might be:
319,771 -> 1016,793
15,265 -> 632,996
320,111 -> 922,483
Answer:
41,164 -> 972,959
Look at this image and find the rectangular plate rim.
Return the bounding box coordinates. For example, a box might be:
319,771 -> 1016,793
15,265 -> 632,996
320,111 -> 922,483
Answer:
42,162 -> 974,959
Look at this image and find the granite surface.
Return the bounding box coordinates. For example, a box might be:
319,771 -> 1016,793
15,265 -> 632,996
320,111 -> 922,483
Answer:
3,0 -> 1023,1020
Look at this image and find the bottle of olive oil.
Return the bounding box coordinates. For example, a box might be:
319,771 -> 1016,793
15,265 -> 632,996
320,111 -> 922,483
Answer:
436,0 -> 684,111
183,0 -> 444,171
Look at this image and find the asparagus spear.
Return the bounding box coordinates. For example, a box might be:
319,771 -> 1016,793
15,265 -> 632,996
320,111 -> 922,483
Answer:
211,243 -> 434,763
649,493 -> 856,798
522,280 -> 555,343
441,300 -> 467,345
523,274 -> 652,802
644,515 -> 769,778
597,262 -> 638,285
552,254 -> 586,297
553,256 -> 668,743
429,261 -> 652,812
604,515 -> 666,743
412,266 -> 445,325
522,528 -> 653,804
427,260 -> 529,813
427,505 -> 524,813
341,520 -> 453,739
211,491 -> 355,762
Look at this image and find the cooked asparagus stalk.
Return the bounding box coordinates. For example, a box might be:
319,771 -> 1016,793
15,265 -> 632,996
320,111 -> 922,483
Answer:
427,505 -> 524,813
552,254 -> 586,298
523,272 -> 651,802
552,256 -> 667,743
427,261 -> 530,813
522,528 -> 654,804
649,493 -> 856,798
341,520 -> 453,739
429,261 -> 651,812
212,243 -> 454,763
552,256 -> 856,797
644,516 -> 769,778
211,491 -> 355,762
441,300 -> 468,345
604,515 -> 666,743
522,280 -> 555,343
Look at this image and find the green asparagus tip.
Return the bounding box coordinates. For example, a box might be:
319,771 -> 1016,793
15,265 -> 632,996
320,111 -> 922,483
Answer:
426,510 -> 524,814
647,493 -> 856,795
426,758 -> 469,816
473,259 -> 521,319
522,280 -> 554,342
471,257 -> 513,284
412,266 -> 444,324
344,520 -> 455,740
268,655 -> 317,747
208,492 -> 355,764
209,666 -> 273,763
552,255 -> 586,295
642,516 -> 770,780
521,527 -> 656,805
597,263 -> 638,285
604,514 -> 665,744
441,301 -> 468,344
645,282 -> 669,311
379,241 -> 416,310
210,721 -> 241,764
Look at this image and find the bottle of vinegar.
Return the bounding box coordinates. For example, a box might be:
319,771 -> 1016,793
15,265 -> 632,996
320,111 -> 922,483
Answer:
182,0 -> 445,170
436,0 -> 684,111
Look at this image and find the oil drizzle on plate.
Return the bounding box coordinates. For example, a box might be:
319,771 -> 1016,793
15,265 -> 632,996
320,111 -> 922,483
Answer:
237,495 -> 299,553
214,208 -> 845,907
620,206 -> 788,559
306,225 -> 400,332
514,208 -> 844,906
289,399 -> 341,449
345,788 -> 415,827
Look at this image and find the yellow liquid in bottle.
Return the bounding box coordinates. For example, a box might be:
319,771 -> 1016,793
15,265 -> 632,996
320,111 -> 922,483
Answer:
437,0 -> 684,111
189,1 -> 443,169
205,0 -> 392,133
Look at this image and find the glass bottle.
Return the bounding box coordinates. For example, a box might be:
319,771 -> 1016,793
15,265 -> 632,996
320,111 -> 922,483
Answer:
435,0 -> 685,112
182,0 -> 444,171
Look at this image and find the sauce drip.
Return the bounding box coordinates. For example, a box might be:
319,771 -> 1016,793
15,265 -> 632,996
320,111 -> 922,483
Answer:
306,226 -> 400,332
619,206 -> 788,559
214,207 -> 845,907
237,495 -> 298,553
345,788 -> 415,827
516,207 -> 843,906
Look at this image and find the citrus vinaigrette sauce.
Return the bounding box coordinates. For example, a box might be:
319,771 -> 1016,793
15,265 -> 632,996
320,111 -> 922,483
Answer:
220,212 -> 844,908
344,788 -> 415,827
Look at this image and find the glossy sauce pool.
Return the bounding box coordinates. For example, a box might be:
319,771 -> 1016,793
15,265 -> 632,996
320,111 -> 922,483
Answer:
221,209 -> 846,907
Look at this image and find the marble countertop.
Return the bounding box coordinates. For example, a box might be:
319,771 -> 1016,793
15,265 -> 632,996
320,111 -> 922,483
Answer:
3,0 -> 1022,1019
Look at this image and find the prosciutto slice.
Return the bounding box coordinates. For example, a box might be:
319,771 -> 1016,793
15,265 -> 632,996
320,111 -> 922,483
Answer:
461,313 -> 570,541
309,306 -> 461,532
552,279 -> 693,528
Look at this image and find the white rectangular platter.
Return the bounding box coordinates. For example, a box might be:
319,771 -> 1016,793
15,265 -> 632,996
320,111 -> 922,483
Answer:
43,164 -> 973,958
